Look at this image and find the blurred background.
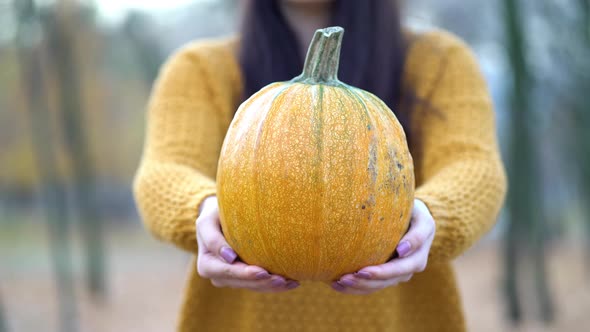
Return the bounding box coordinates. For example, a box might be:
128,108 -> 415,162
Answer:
0,0 -> 589,331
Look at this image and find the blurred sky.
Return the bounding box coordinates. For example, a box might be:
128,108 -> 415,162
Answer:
0,0 -> 215,43
96,0 -> 200,23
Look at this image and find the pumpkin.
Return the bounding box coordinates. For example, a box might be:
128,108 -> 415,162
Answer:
216,26 -> 414,281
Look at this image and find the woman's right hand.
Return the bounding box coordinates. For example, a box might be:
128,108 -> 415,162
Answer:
196,196 -> 300,292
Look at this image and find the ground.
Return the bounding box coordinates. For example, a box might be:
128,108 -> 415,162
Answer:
1,222 -> 588,331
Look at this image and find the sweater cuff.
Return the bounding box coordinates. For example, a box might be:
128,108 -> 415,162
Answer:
186,178 -> 217,221
169,179 -> 217,253
414,189 -> 451,224
414,188 -> 455,262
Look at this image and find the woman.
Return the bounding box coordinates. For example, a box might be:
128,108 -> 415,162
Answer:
133,0 -> 507,331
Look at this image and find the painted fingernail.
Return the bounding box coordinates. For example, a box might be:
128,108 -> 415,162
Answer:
255,271 -> 271,280
355,271 -> 372,279
397,241 -> 411,257
271,278 -> 286,287
286,281 -> 300,289
220,247 -> 237,263
332,282 -> 346,291
339,278 -> 355,287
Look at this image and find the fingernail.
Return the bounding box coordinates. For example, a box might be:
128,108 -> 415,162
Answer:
255,271 -> 271,280
271,278 -> 286,287
220,247 -> 237,263
332,282 -> 346,291
286,281 -> 300,289
355,271 -> 372,279
339,278 -> 355,287
397,241 -> 411,257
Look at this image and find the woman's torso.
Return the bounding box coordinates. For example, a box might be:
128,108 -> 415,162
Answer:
173,31 -> 470,332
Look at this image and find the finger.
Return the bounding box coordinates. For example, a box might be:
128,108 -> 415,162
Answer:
358,244 -> 431,280
211,276 -> 299,293
336,273 -> 414,291
197,255 -> 269,280
198,196 -> 218,218
197,214 -> 237,263
199,196 -> 218,216
210,271 -> 298,292
396,204 -> 435,258
331,281 -> 373,295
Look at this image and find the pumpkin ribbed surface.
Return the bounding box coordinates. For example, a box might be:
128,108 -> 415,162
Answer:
216,27 -> 414,281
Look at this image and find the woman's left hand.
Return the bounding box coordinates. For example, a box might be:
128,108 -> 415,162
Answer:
331,199 -> 436,295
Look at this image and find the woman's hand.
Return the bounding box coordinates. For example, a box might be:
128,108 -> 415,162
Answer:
196,196 -> 299,292
331,199 -> 435,295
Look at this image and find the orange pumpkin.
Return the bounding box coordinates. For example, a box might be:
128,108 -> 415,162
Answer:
216,27 -> 414,281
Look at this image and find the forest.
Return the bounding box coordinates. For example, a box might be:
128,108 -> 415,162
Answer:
0,0 -> 589,331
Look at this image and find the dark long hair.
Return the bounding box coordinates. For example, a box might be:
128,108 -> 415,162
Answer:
238,0 -> 412,138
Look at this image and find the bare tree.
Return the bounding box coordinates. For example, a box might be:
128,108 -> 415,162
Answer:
573,0 -> 590,272
42,2 -> 106,297
13,0 -> 78,330
502,0 -> 554,323
122,11 -> 163,88
0,291 -> 7,332
538,0 -> 590,273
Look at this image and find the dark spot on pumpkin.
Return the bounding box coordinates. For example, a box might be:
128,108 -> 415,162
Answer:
367,124 -> 372,130
379,216 -> 385,222
386,147 -> 398,193
366,194 -> 376,206
362,205 -> 366,209
229,235 -> 240,249
397,162 -> 404,170
368,137 -> 378,184
379,182 -> 393,192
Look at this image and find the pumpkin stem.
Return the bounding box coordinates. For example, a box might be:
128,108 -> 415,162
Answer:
293,26 -> 344,84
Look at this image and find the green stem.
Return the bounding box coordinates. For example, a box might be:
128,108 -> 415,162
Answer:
293,26 -> 344,84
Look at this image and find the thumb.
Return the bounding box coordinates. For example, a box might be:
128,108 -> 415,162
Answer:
396,200 -> 435,258
196,204 -> 238,264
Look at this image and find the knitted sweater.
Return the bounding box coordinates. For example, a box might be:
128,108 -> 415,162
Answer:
133,29 -> 507,332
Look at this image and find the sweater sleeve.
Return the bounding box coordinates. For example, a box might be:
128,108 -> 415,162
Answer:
410,33 -> 508,262
133,45 -> 228,253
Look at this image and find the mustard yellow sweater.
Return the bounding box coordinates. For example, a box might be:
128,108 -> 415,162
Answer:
133,29 -> 507,332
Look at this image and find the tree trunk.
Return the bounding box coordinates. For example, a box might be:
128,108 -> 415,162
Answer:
13,1 -> 78,331
532,200 -> 554,322
122,12 -> 163,88
577,0 -> 590,275
43,5 -> 107,297
502,0 -> 554,323
0,292 -> 7,332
